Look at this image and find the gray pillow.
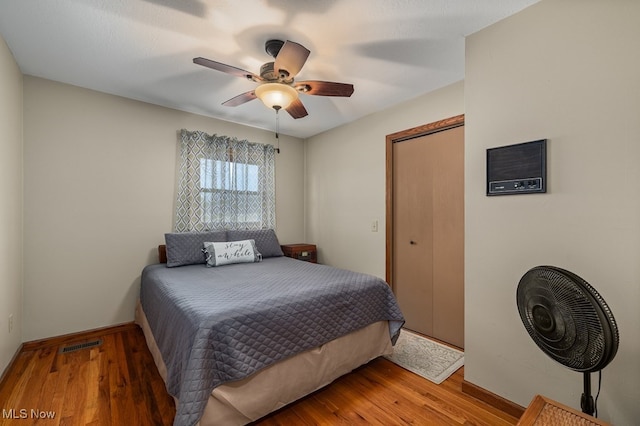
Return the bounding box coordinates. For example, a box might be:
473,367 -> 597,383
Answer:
226,229 -> 283,258
165,230 -> 227,267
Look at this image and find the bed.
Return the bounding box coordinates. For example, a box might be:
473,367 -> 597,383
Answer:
135,229 -> 404,426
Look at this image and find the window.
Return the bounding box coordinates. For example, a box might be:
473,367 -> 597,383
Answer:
199,158 -> 261,226
175,130 -> 276,232
200,159 -> 259,192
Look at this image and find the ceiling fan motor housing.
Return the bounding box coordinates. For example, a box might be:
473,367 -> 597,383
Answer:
260,62 -> 278,80
516,266 -> 619,373
259,62 -> 291,82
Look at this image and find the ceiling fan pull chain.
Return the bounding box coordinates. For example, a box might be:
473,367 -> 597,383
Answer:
274,106 -> 281,153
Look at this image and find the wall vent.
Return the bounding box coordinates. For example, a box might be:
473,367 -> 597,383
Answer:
59,339 -> 103,354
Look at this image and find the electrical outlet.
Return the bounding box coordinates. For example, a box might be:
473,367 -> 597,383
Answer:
8,314 -> 14,334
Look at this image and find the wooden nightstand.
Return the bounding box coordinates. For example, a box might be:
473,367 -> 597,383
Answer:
281,244 -> 317,263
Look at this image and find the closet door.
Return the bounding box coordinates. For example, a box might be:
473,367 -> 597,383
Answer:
392,125 -> 464,348
393,134 -> 435,336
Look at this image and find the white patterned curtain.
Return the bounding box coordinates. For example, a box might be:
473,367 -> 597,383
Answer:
175,129 -> 276,232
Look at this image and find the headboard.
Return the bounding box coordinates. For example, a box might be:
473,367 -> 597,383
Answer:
158,245 -> 167,263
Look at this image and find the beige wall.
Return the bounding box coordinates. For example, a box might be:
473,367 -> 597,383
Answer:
22,77 -> 305,341
465,1 -> 639,422
0,36 -> 23,373
305,81 -> 464,278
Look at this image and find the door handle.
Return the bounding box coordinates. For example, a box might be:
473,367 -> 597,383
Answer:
410,240 -> 417,245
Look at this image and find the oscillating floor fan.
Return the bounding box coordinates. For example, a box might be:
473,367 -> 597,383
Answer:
516,266 -> 619,416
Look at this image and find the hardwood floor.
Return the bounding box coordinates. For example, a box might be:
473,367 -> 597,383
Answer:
254,361 -> 517,426
0,324 -> 519,425
0,324 -> 174,426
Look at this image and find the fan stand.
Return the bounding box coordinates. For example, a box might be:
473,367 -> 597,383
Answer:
581,373 -> 595,415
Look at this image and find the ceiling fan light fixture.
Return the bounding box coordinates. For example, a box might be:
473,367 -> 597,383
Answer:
255,82 -> 297,110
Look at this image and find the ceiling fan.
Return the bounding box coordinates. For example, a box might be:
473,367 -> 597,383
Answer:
193,39 -> 354,119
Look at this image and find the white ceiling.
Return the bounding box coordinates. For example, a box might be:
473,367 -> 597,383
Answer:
0,0 -> 538,139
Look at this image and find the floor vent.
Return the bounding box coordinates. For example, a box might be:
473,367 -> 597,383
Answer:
59,339 -> 103,354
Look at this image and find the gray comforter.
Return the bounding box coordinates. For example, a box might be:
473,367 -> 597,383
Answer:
140,256 -> 404,426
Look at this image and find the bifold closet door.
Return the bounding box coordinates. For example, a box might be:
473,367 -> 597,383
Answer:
392,125 -> 464,348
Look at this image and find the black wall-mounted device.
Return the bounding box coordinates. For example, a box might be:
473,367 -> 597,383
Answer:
486,139 -> 547,195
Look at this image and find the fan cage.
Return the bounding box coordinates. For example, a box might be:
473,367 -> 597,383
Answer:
516,266 -> 619,373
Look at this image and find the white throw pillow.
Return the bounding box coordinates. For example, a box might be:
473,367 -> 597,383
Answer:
202,239 -> 262,267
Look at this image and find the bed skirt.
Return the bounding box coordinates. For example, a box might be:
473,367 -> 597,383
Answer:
135,300 -> 393,425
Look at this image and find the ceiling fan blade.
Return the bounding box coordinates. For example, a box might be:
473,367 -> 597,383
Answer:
285,98 -> 308,119
274,40 -> 310,78
222,91 -> 257,107
295,80 -> 354,97
193,57 -> 262,82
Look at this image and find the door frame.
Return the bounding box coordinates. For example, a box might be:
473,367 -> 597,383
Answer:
385,114 -> 465,286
